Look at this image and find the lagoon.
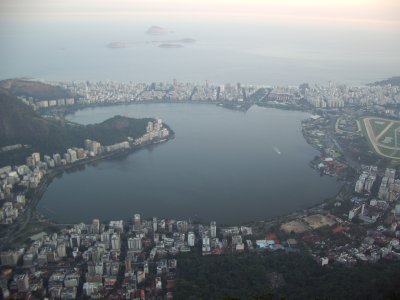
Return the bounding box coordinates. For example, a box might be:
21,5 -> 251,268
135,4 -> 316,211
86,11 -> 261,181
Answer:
38,104 -> 341,224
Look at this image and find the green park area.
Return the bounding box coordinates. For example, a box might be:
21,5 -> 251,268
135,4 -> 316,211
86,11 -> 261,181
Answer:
362,117 -> 400,160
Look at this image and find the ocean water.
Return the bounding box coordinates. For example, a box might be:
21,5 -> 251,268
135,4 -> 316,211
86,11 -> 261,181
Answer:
0,17 -> 399,85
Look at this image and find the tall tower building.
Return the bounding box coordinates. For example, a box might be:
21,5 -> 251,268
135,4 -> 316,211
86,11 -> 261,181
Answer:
188,232 -> 195,247
92,219 -> 100,234
111,234 -> 121,250
134,214 -> 141,230
202,236 -> 211,253
210,221 -> 217,238
101,232 -> 111,249
128,237 -> 142,251
57,243 -> 67,258
153,217 -> 157,232
70,234 -> 80,248
125,257 -> 132,272
31,152 -> 41,166
146,122 -> 154,133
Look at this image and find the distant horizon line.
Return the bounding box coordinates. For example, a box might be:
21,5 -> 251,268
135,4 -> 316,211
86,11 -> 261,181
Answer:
1,75 -> 398,88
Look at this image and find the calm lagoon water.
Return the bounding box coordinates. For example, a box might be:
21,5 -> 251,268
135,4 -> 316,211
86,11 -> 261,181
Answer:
37,104 -> 341,224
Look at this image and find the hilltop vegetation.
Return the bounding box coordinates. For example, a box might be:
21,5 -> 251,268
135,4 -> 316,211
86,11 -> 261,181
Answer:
0,89 -> 153,165
174,252 -> 400,300
0,79 -> 74,101
369,76 -> 400,87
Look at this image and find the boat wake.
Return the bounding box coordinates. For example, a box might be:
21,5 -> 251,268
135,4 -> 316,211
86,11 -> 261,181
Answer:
273,147 -> 281,155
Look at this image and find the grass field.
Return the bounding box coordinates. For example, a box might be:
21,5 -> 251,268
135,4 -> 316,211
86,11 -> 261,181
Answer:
370,119 -> 390,136
362,117 -> 400,160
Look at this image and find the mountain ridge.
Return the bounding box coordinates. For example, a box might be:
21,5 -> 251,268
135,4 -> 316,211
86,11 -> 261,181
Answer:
0,90 -> 154,165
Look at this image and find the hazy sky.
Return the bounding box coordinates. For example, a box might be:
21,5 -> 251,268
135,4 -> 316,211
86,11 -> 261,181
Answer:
1,0 -> 399,26
0,0 -> 399,84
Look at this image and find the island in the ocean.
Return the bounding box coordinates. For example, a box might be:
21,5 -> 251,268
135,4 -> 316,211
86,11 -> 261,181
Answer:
147,38 -> 196,45
178,38 -> 196,44
107,42 -> 128,49
146,25 -> 169,36
158,43 -> 183,48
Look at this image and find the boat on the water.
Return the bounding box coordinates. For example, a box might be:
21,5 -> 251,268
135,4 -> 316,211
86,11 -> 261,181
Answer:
273,147 -> 281,155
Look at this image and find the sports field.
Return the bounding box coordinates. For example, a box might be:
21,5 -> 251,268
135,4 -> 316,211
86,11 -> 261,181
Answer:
362,117 -> 400,160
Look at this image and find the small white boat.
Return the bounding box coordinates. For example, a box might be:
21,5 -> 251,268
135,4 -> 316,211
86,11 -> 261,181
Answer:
273,147 -> 281,155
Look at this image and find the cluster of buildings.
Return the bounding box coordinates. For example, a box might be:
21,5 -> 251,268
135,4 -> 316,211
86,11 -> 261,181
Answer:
378,168 -> 400,201
350,166 -> 400,224
354,165 -> 378,194
134,120 -> 170,146
3,79 -> 400,296
10,80 -> 400,125
305,81 -> 400,109
274,146 -> 400,267
329,193 -> 400,264
24,79 -> 399,115
354,166 -> 400,200
305,83 -> 346,108
0,158 -> 43,225
0,214 -> 259,299
44,80 -> 262,105
200,223 -> 254,255
331,166 -> 400,264
34,98 -> 75,109
0,120 -> 169,225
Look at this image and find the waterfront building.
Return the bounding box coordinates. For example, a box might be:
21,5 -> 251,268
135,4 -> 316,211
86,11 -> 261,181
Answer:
67,149 -> 77,163
31,152 -> 41,166
53,153 -> 61,166
146,121 -> 153,133
64,153 -> 71,164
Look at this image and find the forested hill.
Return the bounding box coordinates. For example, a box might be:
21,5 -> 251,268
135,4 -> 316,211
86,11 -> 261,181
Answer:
369,76 -> 400,86
0,79 -> 74,100
0,89 -> 154,164
174,252 -> 400,300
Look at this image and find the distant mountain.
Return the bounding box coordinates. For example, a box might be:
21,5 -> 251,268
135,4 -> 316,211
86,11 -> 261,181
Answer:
0,89 -> 154,164
369,76 -> 400,86
158,43 -> 183,48
0,79 -> 73,101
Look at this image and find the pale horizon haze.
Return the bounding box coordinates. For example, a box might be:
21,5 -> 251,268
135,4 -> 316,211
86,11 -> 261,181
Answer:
0,0 -> 399,85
